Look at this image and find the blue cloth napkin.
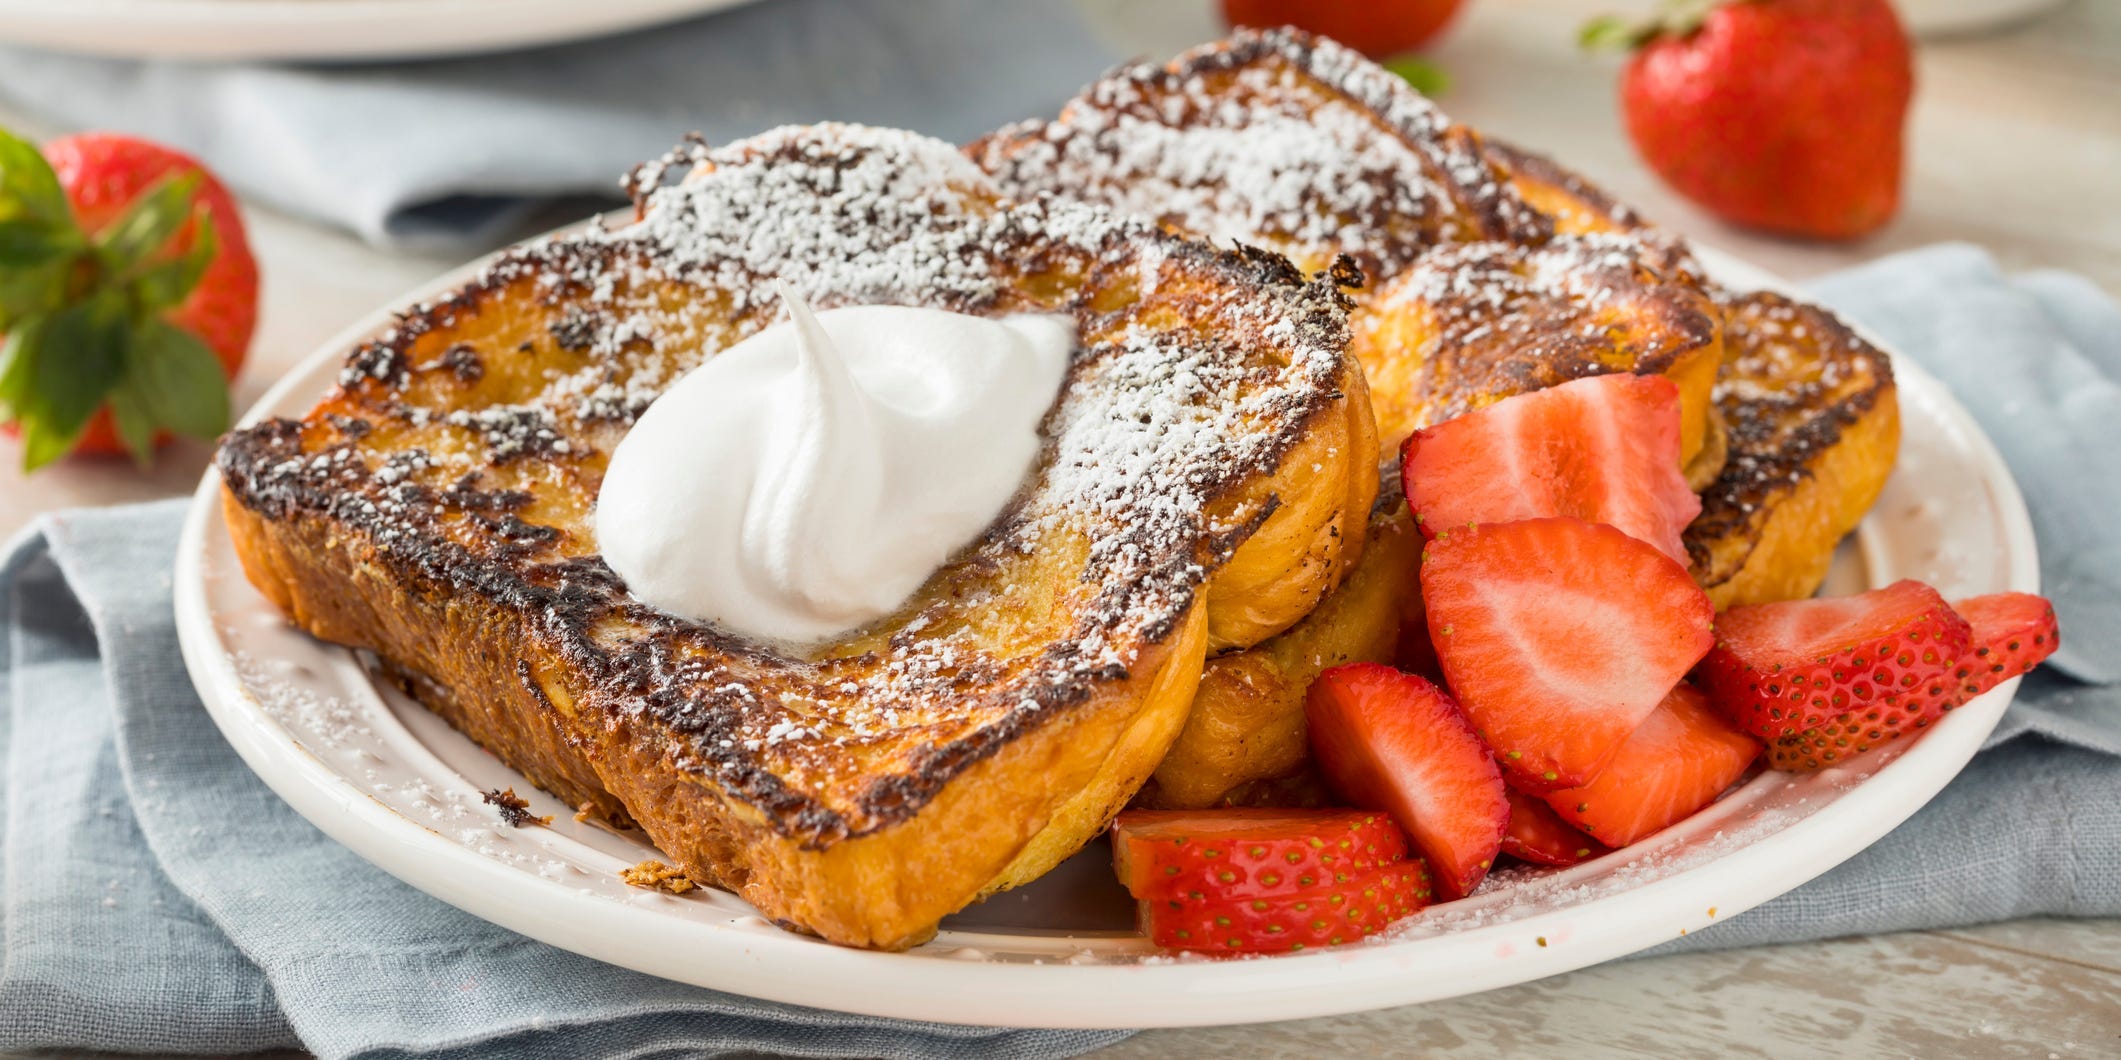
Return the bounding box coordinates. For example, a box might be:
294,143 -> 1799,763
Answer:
0,0 -> 1122,249
1,245 -> 2117,1055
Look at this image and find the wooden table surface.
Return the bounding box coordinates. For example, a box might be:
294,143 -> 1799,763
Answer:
1,0 -> 2116,1056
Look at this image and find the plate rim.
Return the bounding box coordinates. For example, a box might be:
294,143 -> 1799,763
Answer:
173,239 -> 2041,1029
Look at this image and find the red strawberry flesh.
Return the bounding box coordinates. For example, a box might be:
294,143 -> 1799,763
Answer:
1762,696 -> 1950,772
1111,809 -> 1409,902
1696,579 -> 1972,743
1141,858 -> 1433,955
1949,592 -> 2060,702
1421,517 -> 1715,792
1765,590 -> 2060,771
1305,663 -> 1508,901
1401,373 -> 1700,563
1546,684 -> 1760,847
1501,788 -> 1611,867
1220,0 -> 1467,59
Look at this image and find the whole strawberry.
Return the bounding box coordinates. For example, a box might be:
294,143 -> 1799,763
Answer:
1222,0 -> 1467,60
0,130 -> 256,468
1585,0 -> 1914,240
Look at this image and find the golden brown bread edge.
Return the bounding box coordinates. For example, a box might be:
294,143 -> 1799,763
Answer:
218,125 -> 1377,950
1138,494 -> 1421,809
1688,292 -> 1900,610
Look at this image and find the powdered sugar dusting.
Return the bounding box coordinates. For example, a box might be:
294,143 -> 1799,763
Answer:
1384,233 -> 1647,335
1715,292 -> 1863,406
444,404 -> 573,461
218,122 -> 1356,836
973,29 -> 1544,278
597,125 -> 1013,314
1366,233 -> 1715,428
554,124 -> 1350,679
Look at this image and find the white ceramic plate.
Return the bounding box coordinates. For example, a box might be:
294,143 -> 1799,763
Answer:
0,0 -> 760,62
174,245 -> 2038,1029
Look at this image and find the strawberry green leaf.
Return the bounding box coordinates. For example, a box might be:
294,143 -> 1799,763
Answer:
0,128 -> 72,230
0,218 -> 79,269
0,255 -> 72,329
1580,0 -> 1730,51
21,415 -> 86,470
104,371 -> 158,466
123,318 -> 230,441
130,205 -> 217,313
12,291 -> 130,470
1578,16 -> 1648,51
94,170 -> 201,276
0,217 -> 82,330
1383,55 -> 1451,97
0,314 -> 44,424
0,131 -> 87,332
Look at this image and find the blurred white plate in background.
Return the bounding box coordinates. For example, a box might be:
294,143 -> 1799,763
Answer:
1895,0 -> 2072,37
0,0 -> 763,62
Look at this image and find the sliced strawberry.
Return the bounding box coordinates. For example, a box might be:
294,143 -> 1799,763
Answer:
1765,591 -> 2059,771
1696,580 -> 1973,742
1421,517 -> 1715,792
1394,579 -> 1443,683
1141,858 -> 1433,955
1111,809 -> 1409,902
1762,696 -> 1950,771
1400,374 -> 1700,564
1114,806 -> 1432,955
1501,788 -> 1611,867
1546,684 -> 1760,847
1949,592 -> 2060,702
1305,663 -> 1508,900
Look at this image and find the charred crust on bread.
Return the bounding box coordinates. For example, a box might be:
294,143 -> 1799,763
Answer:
968,27 -> 1550,281
1685,292 -> 1895,579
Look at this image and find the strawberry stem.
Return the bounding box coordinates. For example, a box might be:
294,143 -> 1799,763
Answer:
1383,54 -> 1452,97
1580,0 -> 1738,52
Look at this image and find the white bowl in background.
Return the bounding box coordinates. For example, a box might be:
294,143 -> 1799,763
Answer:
1894,0 -> 2072,37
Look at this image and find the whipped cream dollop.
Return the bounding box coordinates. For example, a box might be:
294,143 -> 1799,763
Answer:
596,292 -> 1073,645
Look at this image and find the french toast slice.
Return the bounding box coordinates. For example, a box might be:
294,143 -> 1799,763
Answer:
217,125 -> 1377,950
969,28 -> 1724,478
1688,292 -> 1900,609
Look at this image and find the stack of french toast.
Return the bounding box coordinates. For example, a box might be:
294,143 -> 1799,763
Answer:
215,29 -> 1898,951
